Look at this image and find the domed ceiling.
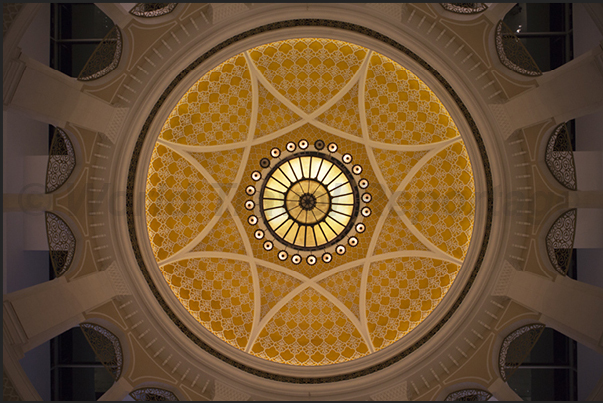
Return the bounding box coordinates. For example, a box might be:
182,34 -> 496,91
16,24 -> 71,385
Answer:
144,38 -> 475,367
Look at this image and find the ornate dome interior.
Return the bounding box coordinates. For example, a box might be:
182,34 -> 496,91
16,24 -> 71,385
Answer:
143,38 -> 476,366
3,3 -> 603,401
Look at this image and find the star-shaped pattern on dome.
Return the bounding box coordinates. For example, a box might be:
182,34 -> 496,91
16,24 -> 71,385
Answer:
145,38 -> 475,366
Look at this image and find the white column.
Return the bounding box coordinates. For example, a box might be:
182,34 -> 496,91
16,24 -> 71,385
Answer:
2,270 -> 123,356
488,377 -> 522,401
482,3 -> 518,24
94,3 -> 135,29
574,208 -> 603,248
98,376 -> 133,401
504,270 -> 603,353
3,194 -> 53,212
6,52 -> 117,134
503,44 -> 603,131
574,151 -> 603,191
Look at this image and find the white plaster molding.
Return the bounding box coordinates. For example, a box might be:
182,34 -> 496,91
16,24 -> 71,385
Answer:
105,107 -> 130,144
491,260 -> 516,297
365,3 -> 404,24
105,261 -> 131,297
2,54 -> 26,107
489,102 -> 514,139
213,380 -> 250,401
371,381 -> 408,401
211,3 -> 249,26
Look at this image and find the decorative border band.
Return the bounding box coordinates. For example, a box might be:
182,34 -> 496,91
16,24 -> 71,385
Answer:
126,18 -> 494,384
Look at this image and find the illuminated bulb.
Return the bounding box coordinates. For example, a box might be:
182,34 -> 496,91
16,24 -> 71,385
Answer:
248,215 -> 258,225
298,139 -> 308,149
362,193 -> 372,203
322,252 -> 332,263
278,251 -> 288,261
245,200 -> 255,210
307,255 -> 317,265
270,148 -> 281,158
246,186 -> 256,196
361,207 -> 372,217
348,236 -> 358,247
260,158 -> 270,168
352,164 -> 362,175
263,240 -> 273,251
327,142 -> 338,153
356,223 -> 366,233
254,229 -> 264,240
314,140 -> 325,150
342,154 -> 353,164
291,254 -> 302,264
336,245 -> 346,255
359,178 -> 369,189
251,171 -> 261,181
286,142 -> 296,152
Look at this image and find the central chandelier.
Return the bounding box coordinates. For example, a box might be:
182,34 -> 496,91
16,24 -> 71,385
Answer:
245,139 -> 372,265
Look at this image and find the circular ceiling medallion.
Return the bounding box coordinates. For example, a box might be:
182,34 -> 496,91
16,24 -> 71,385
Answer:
133,28 -> 490,378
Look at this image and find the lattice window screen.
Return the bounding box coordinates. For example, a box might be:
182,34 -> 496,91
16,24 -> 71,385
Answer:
440,3 -> 487,14
78,26 -> 122,81
545,123 -> 577,190
130,3 -> 177,18
130,388 -> 179,401
445,389 -> 492,401
546,209 -> 577,275
495,21 -> 542,76
80,323 -> 123,380
45,212 -> 76,277
498,324 -> 545,381
46,127 -> 76,193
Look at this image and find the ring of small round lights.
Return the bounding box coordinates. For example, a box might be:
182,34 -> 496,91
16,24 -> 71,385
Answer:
245,139 -> 371,263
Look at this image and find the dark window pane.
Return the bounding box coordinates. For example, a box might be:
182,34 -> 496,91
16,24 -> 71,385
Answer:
56,327 -> 100,365
58,3 -> 113,40
523,328 -> 570,365
53,367 -> 113,401
70,43 -> 102,78
504,3 -> 569,33
508,368 -> 575,401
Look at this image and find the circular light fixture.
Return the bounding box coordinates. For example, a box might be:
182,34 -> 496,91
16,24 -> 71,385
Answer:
286,142 -> 296,152
352,164 -> 363,175
362,193 -> 372,203
260,158 -> 270,168
327,142 -> 338,153
307,255 -> 317,265
322,252 -> 332,263
361,207 -> 372,217
314,140 -> 325,150
291,254 -> 302,264
251,171 -> 262,181
259,152 -> 359,251
245,200 -> 255,210
246,186 -> 256,196
248,215 -> 258,225
348,236 -> 358,247
299,139 -> 308,149
359,178 -> 369,189
356,223 -> 366,233
254,229 -> 264,240
342,154 -> 353,164
263,240 -> 273,251
270,148 -> 281,158
336,245 -> 346,255
278,250 -> 288,261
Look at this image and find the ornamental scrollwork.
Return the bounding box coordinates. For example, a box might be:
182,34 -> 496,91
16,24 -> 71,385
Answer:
130,3 -> 177,18
130,388 -> 179,401
498,323 -> 545,381
46,127 -> 76,193
80,323 -> 123,380
45,212 -> 76,277
495,21 -> 542,77
546,209 -> 577,275
445,389 -> 492,401
78,26 -> 122,81
440,3 -> 487,14
545,123 -> 577,190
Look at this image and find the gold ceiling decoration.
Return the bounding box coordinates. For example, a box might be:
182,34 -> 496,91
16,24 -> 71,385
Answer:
145,38 -> 475,366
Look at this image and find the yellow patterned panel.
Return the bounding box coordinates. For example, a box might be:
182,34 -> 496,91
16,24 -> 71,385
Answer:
251,288 -> 369,365
159,54 -> 252,146
257,266 -> 303,320
146,145 -> 221,261
365,53 -> 459,145
192,211 -> 246,255
317,266 -> 363,319
249,39 -> 367,114
374,210 -> 430,255
373,148 -> 430,193
161,258 -> 254,350
366,258 -> 460,350
256,82 -> 302,138
398,142 -> 475,259
190,148 -> 244,193
315,82 -> 362,137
